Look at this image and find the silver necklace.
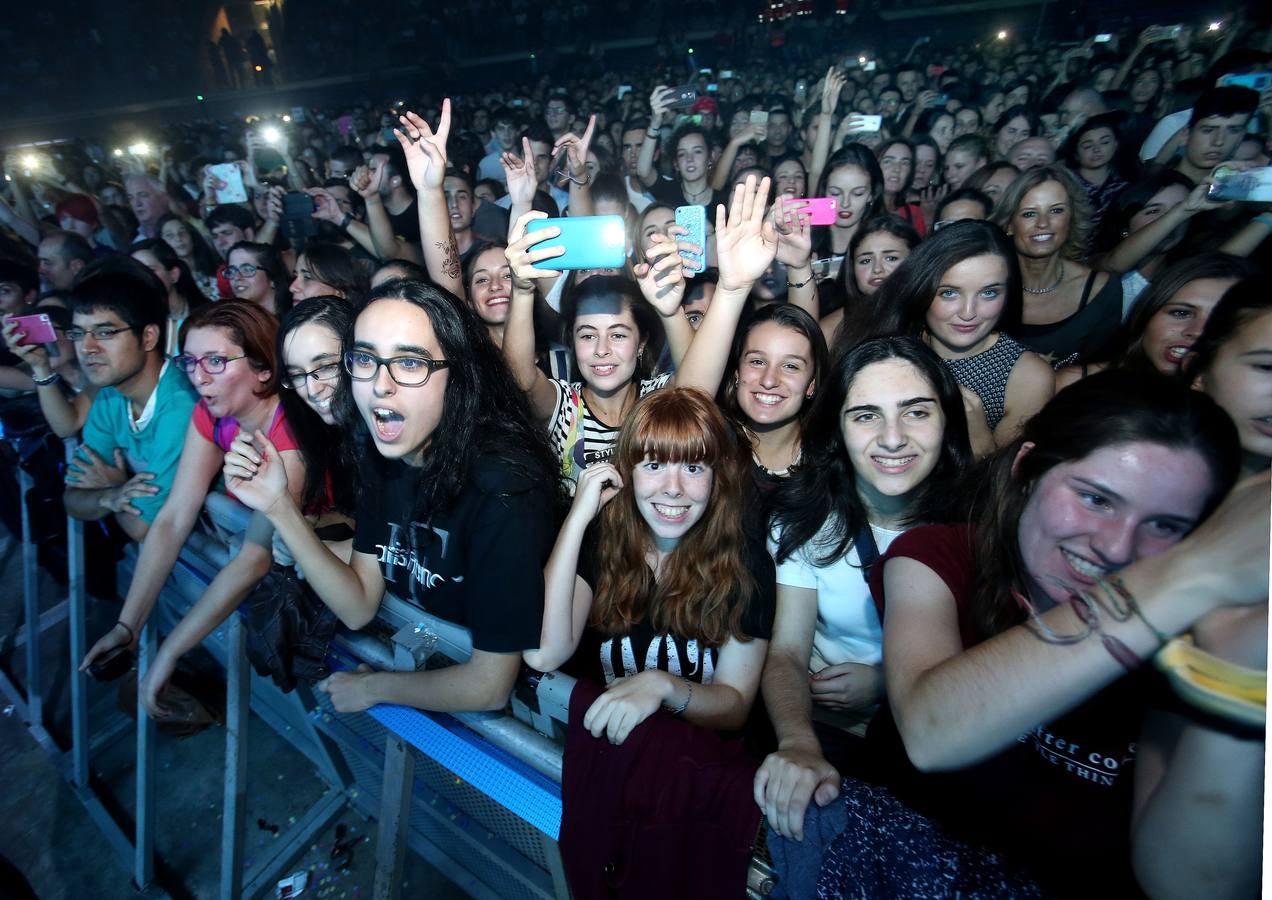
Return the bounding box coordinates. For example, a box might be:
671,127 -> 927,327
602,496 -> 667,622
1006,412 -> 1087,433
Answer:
1023,261 -> 1065,295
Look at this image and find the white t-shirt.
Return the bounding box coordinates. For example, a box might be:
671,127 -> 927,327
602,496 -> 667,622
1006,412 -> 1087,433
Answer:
772,519 -> 905,672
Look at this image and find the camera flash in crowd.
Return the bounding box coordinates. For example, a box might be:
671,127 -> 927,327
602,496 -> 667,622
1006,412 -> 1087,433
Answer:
262,126 -> 282,145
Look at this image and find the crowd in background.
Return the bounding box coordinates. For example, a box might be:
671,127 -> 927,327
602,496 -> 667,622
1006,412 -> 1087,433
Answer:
0,6 -> 1270,897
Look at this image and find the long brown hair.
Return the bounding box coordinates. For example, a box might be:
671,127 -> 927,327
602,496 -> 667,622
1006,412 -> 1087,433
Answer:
591,388 -> 755,645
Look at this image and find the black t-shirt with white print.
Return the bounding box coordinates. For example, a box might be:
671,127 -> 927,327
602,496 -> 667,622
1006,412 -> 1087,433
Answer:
352,453 -> 554,653
564,528 -> 776,686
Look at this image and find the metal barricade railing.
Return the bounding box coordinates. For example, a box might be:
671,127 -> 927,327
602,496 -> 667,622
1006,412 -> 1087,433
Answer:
9,445 -> 778,898
1,438 -> 165,893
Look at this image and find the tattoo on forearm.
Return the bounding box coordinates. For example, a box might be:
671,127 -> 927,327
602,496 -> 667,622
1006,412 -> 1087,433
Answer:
435,239 -> 460,282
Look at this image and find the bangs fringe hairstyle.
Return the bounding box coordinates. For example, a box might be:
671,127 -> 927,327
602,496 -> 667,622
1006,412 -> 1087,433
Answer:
178,298 -> 280,396
592,388 -> 755,646
966,368 -> 1241,639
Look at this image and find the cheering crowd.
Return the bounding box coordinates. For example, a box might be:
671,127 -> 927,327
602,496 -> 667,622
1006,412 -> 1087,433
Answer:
1,9 -> 1269,896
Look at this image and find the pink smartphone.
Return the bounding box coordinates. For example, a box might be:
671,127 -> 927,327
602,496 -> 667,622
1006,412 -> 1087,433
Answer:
9,313 -> 57,345
783,197 -> 838,226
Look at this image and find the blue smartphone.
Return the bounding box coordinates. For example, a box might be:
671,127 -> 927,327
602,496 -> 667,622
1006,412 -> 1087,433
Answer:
1219,72 -> 1272,92
674,206 -> 706,274
525,216 -> 627,270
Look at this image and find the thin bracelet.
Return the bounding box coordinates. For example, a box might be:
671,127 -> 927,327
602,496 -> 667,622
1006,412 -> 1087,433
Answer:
787,271 -> 815,289
1106,576 -> 1170,646
666,678 -> 693,715
1071,590 -> 1143,673
31,371 -> 62,387
116,620 -> 136,645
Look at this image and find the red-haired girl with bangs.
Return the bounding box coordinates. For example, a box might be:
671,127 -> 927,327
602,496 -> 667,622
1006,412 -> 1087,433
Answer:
525,387 -> 775,744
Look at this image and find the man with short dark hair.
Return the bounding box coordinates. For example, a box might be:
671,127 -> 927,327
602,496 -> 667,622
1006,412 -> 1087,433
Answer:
63,263 -> 197,542
477,107 -> 523,185
0,258 -> 38,315
37,231 -> 93,291
352,143 -> 423,262
1174,87 -> 1259,184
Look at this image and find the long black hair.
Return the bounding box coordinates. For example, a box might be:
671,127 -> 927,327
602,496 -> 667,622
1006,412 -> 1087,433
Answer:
156,213 -> 220,279
771,336 -> 972,566
299,241 -> 370,302
276,296 -> 358,513
349,279 -> 563,519
131,238 -> 209,315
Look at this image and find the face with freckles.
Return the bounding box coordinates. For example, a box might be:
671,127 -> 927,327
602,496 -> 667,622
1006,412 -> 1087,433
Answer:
632,457 -> 714,547
1016,442 -> 1211,605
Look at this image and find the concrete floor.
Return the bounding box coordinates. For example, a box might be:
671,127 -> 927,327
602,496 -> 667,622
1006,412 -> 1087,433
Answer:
0,522 -> 467,900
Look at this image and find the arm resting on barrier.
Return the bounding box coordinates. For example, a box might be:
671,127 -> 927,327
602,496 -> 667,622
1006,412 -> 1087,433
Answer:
79,424 -> 228,669
140,536 -> 273,717
321,648 -> 523,714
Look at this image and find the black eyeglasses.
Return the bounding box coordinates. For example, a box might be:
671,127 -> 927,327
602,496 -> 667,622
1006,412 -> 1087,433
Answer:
65,326 -> 132,342
174,353 -> 246,375
343,350 -> 448,387
283,362 -> 342,391
225,263 -> 269,279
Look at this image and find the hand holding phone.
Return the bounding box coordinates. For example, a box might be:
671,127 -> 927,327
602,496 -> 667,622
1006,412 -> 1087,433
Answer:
7,313 -> 57,346
524,216 -> 627,270
208,162 -> 247,204
665,84 -> 699,111
782,197 -> 838,226
674,206 -> 707,274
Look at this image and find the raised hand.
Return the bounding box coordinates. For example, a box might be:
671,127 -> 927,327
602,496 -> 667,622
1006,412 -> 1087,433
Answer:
501,137 -> 539,206
308,187 -> 345,224
223,430 -> 289,516
773,201 -> 813,268
349,162 -> 383,200
634,229 -> 697,316
504,211 -> 565,286
714,175 -> 779,292
649,85 -> 676,128
821,66 -> 846,115
554,115 -> 597,180
918,183 -> 949,228
2,316 -> 51,375
393,101 -> 452,192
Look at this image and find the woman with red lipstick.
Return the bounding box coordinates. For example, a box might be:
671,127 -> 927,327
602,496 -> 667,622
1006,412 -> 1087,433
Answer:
813,146 -> 884,265
524,388 -> 774,744
757,336 -> 972,841
882,220 -> 1054,448
797,370 -> 1263,897
991,164 -> 1123,365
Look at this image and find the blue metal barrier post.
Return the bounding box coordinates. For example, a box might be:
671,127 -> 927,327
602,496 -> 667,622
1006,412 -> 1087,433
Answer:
219,613 -> 248,900
134,621 -> 157,890
18,467 -> 43,731
65,441 -> 89,788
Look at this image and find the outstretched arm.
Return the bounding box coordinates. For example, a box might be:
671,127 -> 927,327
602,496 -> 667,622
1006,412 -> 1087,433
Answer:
394,104 -> 463,296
